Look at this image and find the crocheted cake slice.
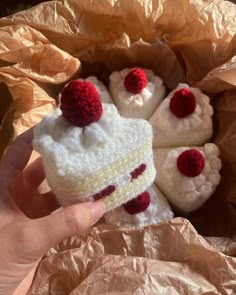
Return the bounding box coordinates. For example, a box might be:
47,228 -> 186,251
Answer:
153,144 -> 222,214
104,184 -> 174,228
33,79 -> 155,212
109,68 -> 165,119
149,83 -> 213,148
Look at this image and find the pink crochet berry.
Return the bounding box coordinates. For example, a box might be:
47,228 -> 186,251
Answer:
123,191 -> 151,214
60,80 -> 103,127
169,88 -> 196,118
124,68 -> 147,94
177,149 -> 205,177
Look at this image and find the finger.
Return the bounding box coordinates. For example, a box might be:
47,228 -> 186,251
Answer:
21,201 -> 105,258
23,157 -> 45,187
0,129 -> 34,211
41,191 -> 61,214
24,191 -> 61,219
0,128 -> 34,174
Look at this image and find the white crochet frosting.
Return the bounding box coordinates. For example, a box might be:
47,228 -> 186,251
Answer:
104,184 -> 174,228
33,103 -> 155,211
149,83 -> 213,148
153,144 -> 222,214
109,68 -> 165,119
59,76 -> 112,104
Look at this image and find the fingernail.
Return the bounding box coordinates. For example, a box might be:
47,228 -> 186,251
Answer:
89,201 -> 106,223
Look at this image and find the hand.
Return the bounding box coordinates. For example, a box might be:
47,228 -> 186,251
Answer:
0,128 -> 105,295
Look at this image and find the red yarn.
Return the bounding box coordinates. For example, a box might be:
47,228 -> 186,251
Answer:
177,149 -> 205,177
130,163 -> 147,181
123,191 -> 150,214
60,80 -> 103,127
93,185 -> 116,201
124,68 -> 147,94
169,88 -> 196,118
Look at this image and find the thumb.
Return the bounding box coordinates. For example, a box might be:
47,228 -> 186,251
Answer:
22,201 -> 105,258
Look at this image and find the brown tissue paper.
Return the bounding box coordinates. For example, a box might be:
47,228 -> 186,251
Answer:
0,0 -> 236,293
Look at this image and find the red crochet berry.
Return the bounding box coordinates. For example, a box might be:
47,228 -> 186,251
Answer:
124,68 -> 147,94
60,80 -> 103,127
123,191 -> 151,215
177,149 -> 205,177
169,87 -> 196,118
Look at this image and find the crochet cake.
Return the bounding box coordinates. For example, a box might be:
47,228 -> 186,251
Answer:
149,83 -> 213,148
105,184 -> 174,228
33,68 -> 222,228
33,78 -> 156,212
109,68 -> 165,119
153,144 -> 222,214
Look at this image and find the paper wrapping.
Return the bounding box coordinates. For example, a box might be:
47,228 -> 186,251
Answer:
0,0 -> 236,293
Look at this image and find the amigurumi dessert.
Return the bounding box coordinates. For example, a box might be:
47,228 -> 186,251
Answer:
153,143 -> 222,214
104,184 -> 174,228
33,78 -> 156,212
109,68 -> 165,119
149,83 -> 213,148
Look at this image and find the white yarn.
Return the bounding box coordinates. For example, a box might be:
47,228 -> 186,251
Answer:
84,76 -> 112,104
153,143 -> 222,214
33,103 -> 154,208
104,184 -> 174,228
34,104 -> 152,178
109,68 -> 165,119
56,154 -> 154,207
149,83 -> 213,148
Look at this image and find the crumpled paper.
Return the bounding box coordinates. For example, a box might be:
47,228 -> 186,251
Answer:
28,218 -> 236,294
0,0 -> 236,294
